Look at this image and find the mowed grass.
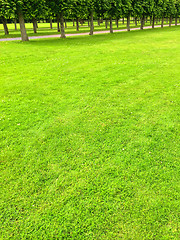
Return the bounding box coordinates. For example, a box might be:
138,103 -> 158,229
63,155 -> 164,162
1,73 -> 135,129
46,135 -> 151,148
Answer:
0,27 -> 180,239
0,19 -> 176,39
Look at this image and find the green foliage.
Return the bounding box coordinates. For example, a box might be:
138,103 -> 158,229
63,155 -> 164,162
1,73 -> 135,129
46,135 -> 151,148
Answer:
175,0 -> 180,15
69,0 -> 87,19
1,0 -> 180,21
166,0 -> 177,17
121,0 -> 133,17
0,0 -> 14,18
45,0 -> 70,15
105,0 -> 123,18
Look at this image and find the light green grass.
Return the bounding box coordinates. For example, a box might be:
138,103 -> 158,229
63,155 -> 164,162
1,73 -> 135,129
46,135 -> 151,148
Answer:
0,26 -> 180,239
0,20 -> 175,39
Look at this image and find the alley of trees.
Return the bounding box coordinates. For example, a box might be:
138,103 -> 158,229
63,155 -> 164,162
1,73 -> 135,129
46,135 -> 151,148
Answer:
0,0 -> 180,41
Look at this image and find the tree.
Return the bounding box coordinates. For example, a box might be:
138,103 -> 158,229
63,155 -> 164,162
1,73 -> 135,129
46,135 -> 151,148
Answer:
45,0 -> 70,38
0,0 -> 11,35
105,0 -> 122,33
166,0 -> 176,26
85,0 -> 95,35
122,0 -> 133,31
32,1 -> 46,33
155,0 -> 168,28
25,0 -> 46,33
175,0 -> 180,25
95,0 -> 108,26
134,0 -> 150,30
70,0 -> 86,31
6,0 -> 29,41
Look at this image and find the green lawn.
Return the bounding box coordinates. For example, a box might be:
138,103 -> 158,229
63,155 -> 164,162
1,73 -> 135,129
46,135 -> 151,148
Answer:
0,26 -> 180,239
0,19 -> 176,39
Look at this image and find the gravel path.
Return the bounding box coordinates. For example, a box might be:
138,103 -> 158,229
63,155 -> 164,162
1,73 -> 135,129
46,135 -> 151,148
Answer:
0,23 -> 179,41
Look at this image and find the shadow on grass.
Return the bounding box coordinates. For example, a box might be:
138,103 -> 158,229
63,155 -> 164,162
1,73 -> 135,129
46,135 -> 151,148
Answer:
1,23 -> 173,39
9,25 -> 180,48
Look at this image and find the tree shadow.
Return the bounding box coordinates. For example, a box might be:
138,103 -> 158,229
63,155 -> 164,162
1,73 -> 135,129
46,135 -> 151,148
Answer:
10,25 -> 179,48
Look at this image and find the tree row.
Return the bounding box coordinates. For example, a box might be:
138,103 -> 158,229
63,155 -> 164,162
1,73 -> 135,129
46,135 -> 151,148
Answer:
0,0 -> 180,41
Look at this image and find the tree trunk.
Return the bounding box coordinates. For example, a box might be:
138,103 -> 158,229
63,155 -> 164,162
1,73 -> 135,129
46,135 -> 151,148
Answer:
14,18 -> 17,30
60,11 -> 66,38
175,16 -> 177,26
110,17 -> 113,33
135,17 -> 137,26
105,19 -> 108,28
98,18 -> 100,26
76,18 -> 79,31
152,16 -> 155,29
57,14 -> 60,32
50,19 -> 53,29
17,10 -> 29,41
2,16 -> 9,35
161,17 -> 164,28
73,19 -> 75,26
166,17 -> 168,23
127,15 -> 130,31
32,17 -> 37,33
89,11 -> 94,35
80,19 -> 84,25
65,20 -> 67,28
169,16 -> 172,27
88,19 -> 90,27
140,17 -> 144,30
36,20 -> 38,28
116,18 -> 119,28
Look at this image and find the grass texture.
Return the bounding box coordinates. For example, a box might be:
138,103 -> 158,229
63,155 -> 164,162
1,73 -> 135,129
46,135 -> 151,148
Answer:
0,26 -> 180,239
